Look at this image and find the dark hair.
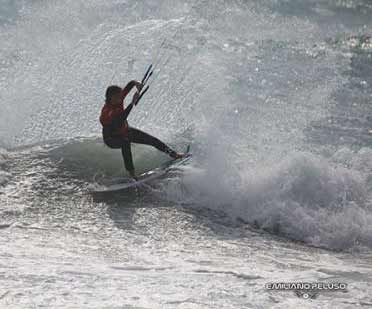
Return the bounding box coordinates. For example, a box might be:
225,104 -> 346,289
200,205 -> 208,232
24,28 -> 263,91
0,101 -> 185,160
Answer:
105,85 -> 122,103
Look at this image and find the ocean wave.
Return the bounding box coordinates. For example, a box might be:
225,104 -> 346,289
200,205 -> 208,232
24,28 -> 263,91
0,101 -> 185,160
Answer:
0,148 -> 10,187
164,151 -> 372,251
44,137 -> 174,179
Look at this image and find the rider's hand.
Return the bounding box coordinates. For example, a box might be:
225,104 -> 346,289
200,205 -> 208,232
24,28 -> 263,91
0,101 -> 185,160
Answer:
135,81 -> 143,91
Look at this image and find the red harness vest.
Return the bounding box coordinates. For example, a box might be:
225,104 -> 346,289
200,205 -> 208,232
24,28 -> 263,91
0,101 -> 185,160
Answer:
100,86 -> 133,138
100,102 -> 129,137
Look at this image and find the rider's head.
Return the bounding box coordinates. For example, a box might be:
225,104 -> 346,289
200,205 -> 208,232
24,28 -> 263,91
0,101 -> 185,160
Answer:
105,85 -> 122,105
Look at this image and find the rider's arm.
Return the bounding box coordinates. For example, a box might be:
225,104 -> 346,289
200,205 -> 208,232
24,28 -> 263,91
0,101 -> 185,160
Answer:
122,80 -> 142,99
121,102 -> 134,120
111,92 -> 139,126
110,103 -> 133,128
120,90 -> 140,120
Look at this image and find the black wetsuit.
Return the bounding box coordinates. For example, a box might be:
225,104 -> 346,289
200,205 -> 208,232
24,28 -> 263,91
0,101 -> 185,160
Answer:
104,127 -> 177,172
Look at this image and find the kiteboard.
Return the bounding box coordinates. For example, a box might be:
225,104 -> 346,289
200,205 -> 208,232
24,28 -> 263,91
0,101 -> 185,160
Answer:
89,146 -> 192,193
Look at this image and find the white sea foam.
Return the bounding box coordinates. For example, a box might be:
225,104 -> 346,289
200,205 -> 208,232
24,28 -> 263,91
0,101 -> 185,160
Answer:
164,150 -> 372,251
